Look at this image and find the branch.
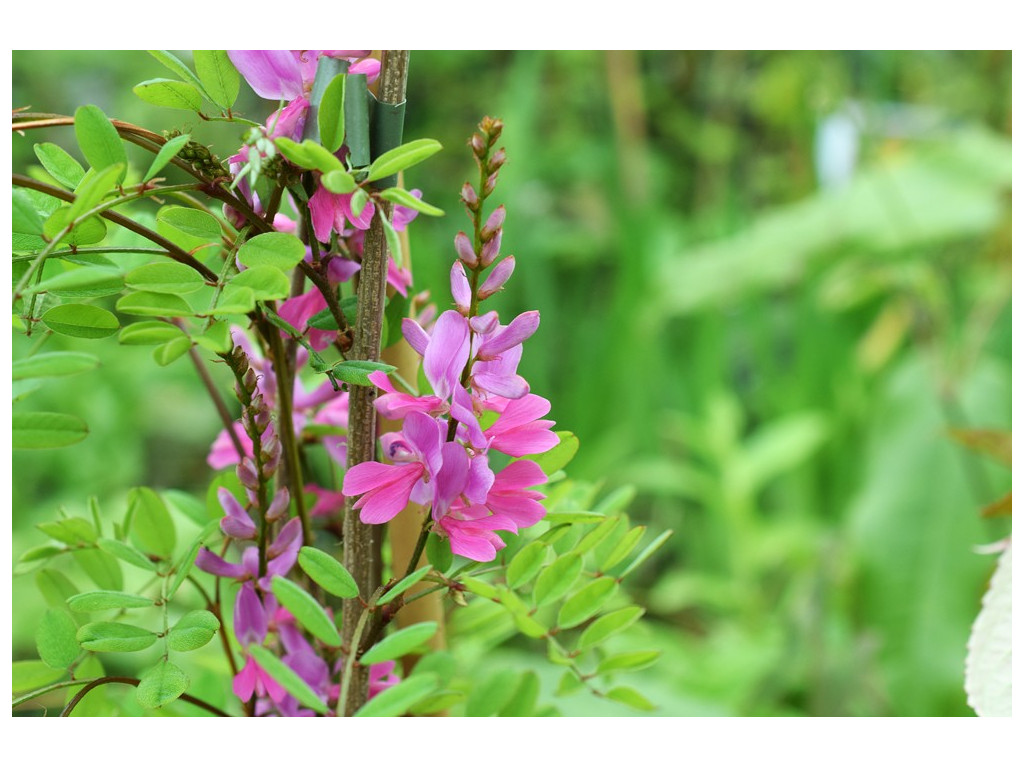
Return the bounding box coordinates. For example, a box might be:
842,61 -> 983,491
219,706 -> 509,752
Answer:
58,676 -> 230,717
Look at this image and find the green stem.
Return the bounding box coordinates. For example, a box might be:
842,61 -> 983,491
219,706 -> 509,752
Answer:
337,606 -> 372,717
13,246 -> 173,263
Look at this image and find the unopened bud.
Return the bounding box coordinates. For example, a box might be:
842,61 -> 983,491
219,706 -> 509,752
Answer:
480,206 -> 505,241
470,134 -> 486,157
237,459 -> 259,490
454,231 -> 478,267
488,148 -> 506,173
479,229 -> 502,267
450,261 -> 472,314
482,172 -> 498,197
266,488 -> 291,522
253,408 -> 271,434
243,368 -> 258,393
460,182 -> 478,209
478,256 -> 515,300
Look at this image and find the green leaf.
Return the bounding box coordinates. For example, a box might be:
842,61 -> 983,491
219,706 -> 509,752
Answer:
506,541 -> 549,589
96,537 -> 158,572
275,137 -> 346,175
72,549 -> 122,590
12,351 -> 99,381
13,188 -> 44,234
321,169 -> 357,194
379,209 -> 403,268
618,530 -> 673,579
349,188 -> 369,217
118,321 -> 186,346
378,565 -> 432,605
270,576 -> 342,647
35,569 -> 80,609
42,206 -> 107,246
40,304 -> 118,339
195,320 -> 232,353
29,266 -> 124,298
360,622 -> 438,666
13,660 -> 65,693
408,690 -> 465,715
378,187 -> 445,216
577,606 -> 645,650
13,411 -> 88,449
595,650 -> 661,675
73,105 -> 127,182
364,139 -> 443,183
167,521 -> 218,600
556,669 -> 584,697
193,50 -> 239,109
573,515 -> 621,556
116,291 -> 194,317
498,671 -> 541,716
544,510 -> 606,525
237,231 -> 306,271
460,576 -> 499,600
228,265 -> 290,300
152,336 -> 192,366
331,360 -> 397,388
465,668 -> 520,716
533,552 -> 583,606
425,532 -> 453,574
297,546 -> 359,598
167,610 -> 220,652
606,686 -> 656,711
353,673 -> 438,717
526,431 -> 579,475
37,516 -> 96,545
512,611 -> 549,639
248,645 -> 327,714
34,142 -> 85,189
318,73 -> 347,153
601,525 -> 646,572
77,621 -> 157,652
136,659 -> 188,709
133,79 -> 203,111
67,590 -> 154,612
126,263 -> 206,295
68,163 -> 124,221
557,577 -> 618,629
128,487 -> 176,559
147,51 -> 209,97
211,285 -> 256,316
143,133 -> 191,182
155,206 -> 222,250
36,610 -> 80,669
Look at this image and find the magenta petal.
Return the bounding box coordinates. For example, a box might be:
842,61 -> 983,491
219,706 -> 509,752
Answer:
478,255 -> 515,299
309,185 -> 340,243
348,57 -> 381,83
401,318 -> 430,357
465,453 -> 495,505
477,311 -> 541,360
356,464 -> 423,524
451,385 -> 487,450
403,412 -> 444,474
268,517 -> 302,558
228,50 -> 304,100
234,582 -> 268,646
233,655 -> 259,701
473,371 -> 530,400
450,262 -> 471,312
195,548 -> 248,579
423,310 -> 470,400
434,442 -> 469,515
495,459 -> 548,490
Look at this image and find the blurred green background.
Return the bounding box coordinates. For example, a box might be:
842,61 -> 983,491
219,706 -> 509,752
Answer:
12,51 -> 1011,716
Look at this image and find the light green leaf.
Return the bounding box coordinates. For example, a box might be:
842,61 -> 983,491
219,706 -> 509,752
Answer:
67,591 -> 154,612
96,537 -> 158,572
618,530 -> 673,579
557,577 -> 618,629
133,79 -> 203,111
601,526 -> 646,572
353,674 -> 438,717
460,576 -> 498,600
525,431 -> 579,475
155,206 -> 222,250
146,51 -> 209,97
13,660 -> 65,693
318,73 -> 347,153
34,142 -> 86,189
606,686 -> 656,711
118,321 -> 186,346
73,105 -> 127,182
349,188 -> 369,217
13,188 -> 44,234
77,621 -> 157,652
195,319 -> 232,353
40,304 -> 118,339
143,133 -> 191,182
211,285 -> 256,316
128,487 -> 176,559
194,50 -> 239,109
532,552 -> 582,606
37,516 -> 96,546
12,351 -> 99,381
136,659 -> 188,709
379,209 -> 403,268
13,411 -> 88,449
298,546 -> 359,598
167,610 -> 220,652
271,576 -> 342,647
35,569 -> 80,609
506,541 -> 548,589
237,231 -> 305,271
425,533 -> 453,574
152,336 -> 192,366
331,360 -> 397,388
126,263 -> 206,294
72,549 -> 122,590
321,169 -> 356,194
167,521 -> 218,600
116,291 -> 195,317
36,610 -> 80,669
228,265 -> 290,300
42,207 -> 107,246
378,565 -> 432,605
275,137 -> 346,174
595,650 -> 661,675
544,510 -> 605,525
577,606 -> 645,650
572,515 -> 621,556
465,668 -> 519,716
28,266 -> 124,298
498,671 -> 541,716
378,187 -> 445,217
364,138 -> 442,183
68,163 -> 124,221
248,645 -> 327,714
360,622 -> 438,666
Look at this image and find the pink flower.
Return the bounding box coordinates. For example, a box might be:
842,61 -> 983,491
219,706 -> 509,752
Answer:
309,183 -> 375,242
483,394 -> 558,457
233,653 -> 287,703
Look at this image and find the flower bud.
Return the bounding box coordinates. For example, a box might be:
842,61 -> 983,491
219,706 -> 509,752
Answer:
266,487 -> 291,522
470,134 -> 486,157
460,182 -> 478,209
482,172 -> 498,197
481,205 -> 505,241
237,458 -> 259,490
243,368 -> 258,394
477,256 -> 515,300
488,148 -> 506,173
479,229 -> 502,267
450,261 -> 472,314
454,231 -> 478,267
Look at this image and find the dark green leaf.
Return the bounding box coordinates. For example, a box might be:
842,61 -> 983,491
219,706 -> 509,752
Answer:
595,650 -> 661,675
96,537 -> 158,571
331,360 -> 397,388
116,291 -> 195,317
577,606 -> 645,650
136,659 -> 189,709
360,622 -> 438,666
318,73 -> 347,153
129,487 -> 176,559
228,265 -> 290,300
118,321 -> 186,346
353,673 -> 438,717
557,577 -> 618,629
12,351 -> 99,381
34,142 -> 85,189
271,576 -> 342,646
364,139 -> 443,183
143,133 -> 191,182
378,187 -> 445,216
532,552 -> 582,606
67,590 -> 154,612
126,263 -> 206,294
237,231 -> 306,270
194,50 -> 239,109
40,304 -> 118,339
506,541 -> 548,589
248,645 -> 327,714
167,610 -> 220,652
378,565 -> 432,605
74,105 -> 127,181
297,546 -> 359,598
133,79 -> 203,111
36,610 -> 80,669
13,412 -> 88,449
425,532 -> 453,574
